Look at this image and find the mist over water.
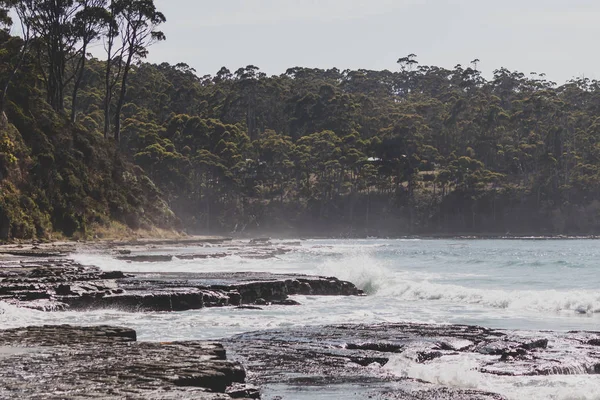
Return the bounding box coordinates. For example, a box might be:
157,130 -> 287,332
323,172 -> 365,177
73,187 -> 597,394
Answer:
3,239 -> 600,399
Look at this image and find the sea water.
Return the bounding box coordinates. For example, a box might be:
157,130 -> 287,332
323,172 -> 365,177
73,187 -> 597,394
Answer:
2,239 -> 600,399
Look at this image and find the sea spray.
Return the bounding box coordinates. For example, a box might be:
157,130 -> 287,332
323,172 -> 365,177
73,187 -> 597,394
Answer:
376,279 -> 600,314
315,248 -> 392,295
385,353 -> 600,400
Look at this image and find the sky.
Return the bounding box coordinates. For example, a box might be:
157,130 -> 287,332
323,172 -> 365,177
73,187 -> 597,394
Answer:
144,0 -> 599,84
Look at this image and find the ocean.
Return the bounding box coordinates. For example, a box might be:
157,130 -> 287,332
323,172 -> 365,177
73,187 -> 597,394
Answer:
2,239 -> 600,399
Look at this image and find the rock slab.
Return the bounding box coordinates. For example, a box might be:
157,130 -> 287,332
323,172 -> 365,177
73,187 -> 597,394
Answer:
224,323 -> 600,399
0,259 -> 363,312
0,325 -> 258,399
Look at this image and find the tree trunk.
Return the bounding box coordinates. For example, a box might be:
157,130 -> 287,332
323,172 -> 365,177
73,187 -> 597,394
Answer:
114,49 -> 134,142
71,44 -> 87,123
104,54 -> 112,138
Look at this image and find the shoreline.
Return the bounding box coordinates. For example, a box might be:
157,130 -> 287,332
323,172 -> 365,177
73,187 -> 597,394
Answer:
1,238 -> 600,399
2,232 -> 600,251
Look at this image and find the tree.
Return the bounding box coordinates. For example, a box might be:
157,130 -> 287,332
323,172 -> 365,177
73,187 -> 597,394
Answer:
112,0 -> 165,142
0,0 -> 30,114
70,0 -> 110,122
16,0 -> 81,112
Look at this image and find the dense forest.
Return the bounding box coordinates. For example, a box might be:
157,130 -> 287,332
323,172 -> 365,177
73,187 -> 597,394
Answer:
2,1 -> 600,239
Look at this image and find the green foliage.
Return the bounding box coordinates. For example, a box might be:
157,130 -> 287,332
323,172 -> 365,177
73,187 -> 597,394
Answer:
6,17 -> 600,236
70,57 -> 600,235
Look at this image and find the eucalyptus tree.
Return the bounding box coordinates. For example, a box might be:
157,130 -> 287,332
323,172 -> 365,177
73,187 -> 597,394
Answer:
5,0 -> 110,116
0,0 -> 29,114
70,0 -> 110,122
112,0 -> 165,142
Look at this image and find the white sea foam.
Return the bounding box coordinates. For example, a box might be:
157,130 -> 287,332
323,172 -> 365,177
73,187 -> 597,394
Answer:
385,354 -> 600,400
310,246 -> 600,315
375,279 -> 600,315
0,302 -> 41,329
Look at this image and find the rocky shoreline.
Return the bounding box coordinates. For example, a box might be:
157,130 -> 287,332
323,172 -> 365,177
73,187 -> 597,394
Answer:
0,325 -> 258,399
2,239 -> 600,399
224,323 -> 600,399
2,322 -> 599,399
0,257 -> 362,312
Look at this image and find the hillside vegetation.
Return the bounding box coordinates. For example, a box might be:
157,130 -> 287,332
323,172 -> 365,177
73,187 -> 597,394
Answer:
3,1 -> 600,239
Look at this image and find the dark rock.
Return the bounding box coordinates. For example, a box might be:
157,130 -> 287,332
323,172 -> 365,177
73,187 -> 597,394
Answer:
228,291 -> 242,306
55,284 -> 72,295
417,351 -> 444,363
254,298 -> 268,306
177,253 -> 229,260
224,323 -> 600,399
0,250 -> 65,257
250,238 -> 271,244
117,254 -> 174,262
224,323 -> 511,399
273,299 -> 301,306
499,347 -> 529,361
1,259 -> 362,312
0,325 -> 253,399
99,270 -> 126,279
347,342 -> 403,353
236,306 -> 264,310
227,383 -> 261,399
520,338 -> 548,350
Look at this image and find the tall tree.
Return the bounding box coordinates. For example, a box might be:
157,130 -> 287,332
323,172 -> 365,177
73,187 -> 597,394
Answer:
11,0 -> 109,114
112,0 -> 164,142
16,0 -> 81,112
0,0 -> 30,114
70,0 -> 110,122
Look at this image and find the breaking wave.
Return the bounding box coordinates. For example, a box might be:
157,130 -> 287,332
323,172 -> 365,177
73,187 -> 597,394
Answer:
386,354 -> 600,400
313,248 -> 600,315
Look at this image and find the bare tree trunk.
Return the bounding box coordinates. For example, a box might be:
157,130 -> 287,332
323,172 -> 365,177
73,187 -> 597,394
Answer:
70,44 -> 87,123
114,49 -> 133,142
103,53 -> 112,138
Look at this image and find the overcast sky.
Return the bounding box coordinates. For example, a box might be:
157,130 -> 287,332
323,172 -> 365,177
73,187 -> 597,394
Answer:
147,0 -> 599,84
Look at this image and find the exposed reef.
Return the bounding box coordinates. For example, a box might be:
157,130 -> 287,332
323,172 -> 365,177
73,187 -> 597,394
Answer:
0,325 -> 258,399
224,323 -> 600,399
0,257 -> 362,312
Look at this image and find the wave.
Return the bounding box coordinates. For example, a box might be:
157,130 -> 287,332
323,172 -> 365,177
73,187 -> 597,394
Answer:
316,250 -> 392,295
376,279 -> 600,314
313,249 -> 600,315
385,354 -> 600,400
0,302 -> 43,329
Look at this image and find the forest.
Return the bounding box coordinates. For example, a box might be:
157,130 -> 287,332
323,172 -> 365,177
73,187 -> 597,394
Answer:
2,0 -> 600,239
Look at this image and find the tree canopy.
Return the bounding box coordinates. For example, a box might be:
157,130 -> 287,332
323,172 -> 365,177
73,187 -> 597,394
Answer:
2,2 -> 600,238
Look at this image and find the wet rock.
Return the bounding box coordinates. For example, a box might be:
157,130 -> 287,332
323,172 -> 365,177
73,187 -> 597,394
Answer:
254,298 -> 268,306
0,250 -> 66,257
520,338 -> 548,350
117,254 -> 174,262
273,299 -> 301,306
417,350 -> 444,363
250,238 -> 271,244
0,325 -> 254,399
227,383 -> 261,398
1,259 -> 362,312
346,342 -> 404,353
99,270 -> 127,279
223,323 -> 600,399
176,253 -> 229,260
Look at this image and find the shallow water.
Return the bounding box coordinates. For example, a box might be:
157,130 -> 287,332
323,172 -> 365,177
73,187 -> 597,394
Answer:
2,239 -> 600,399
